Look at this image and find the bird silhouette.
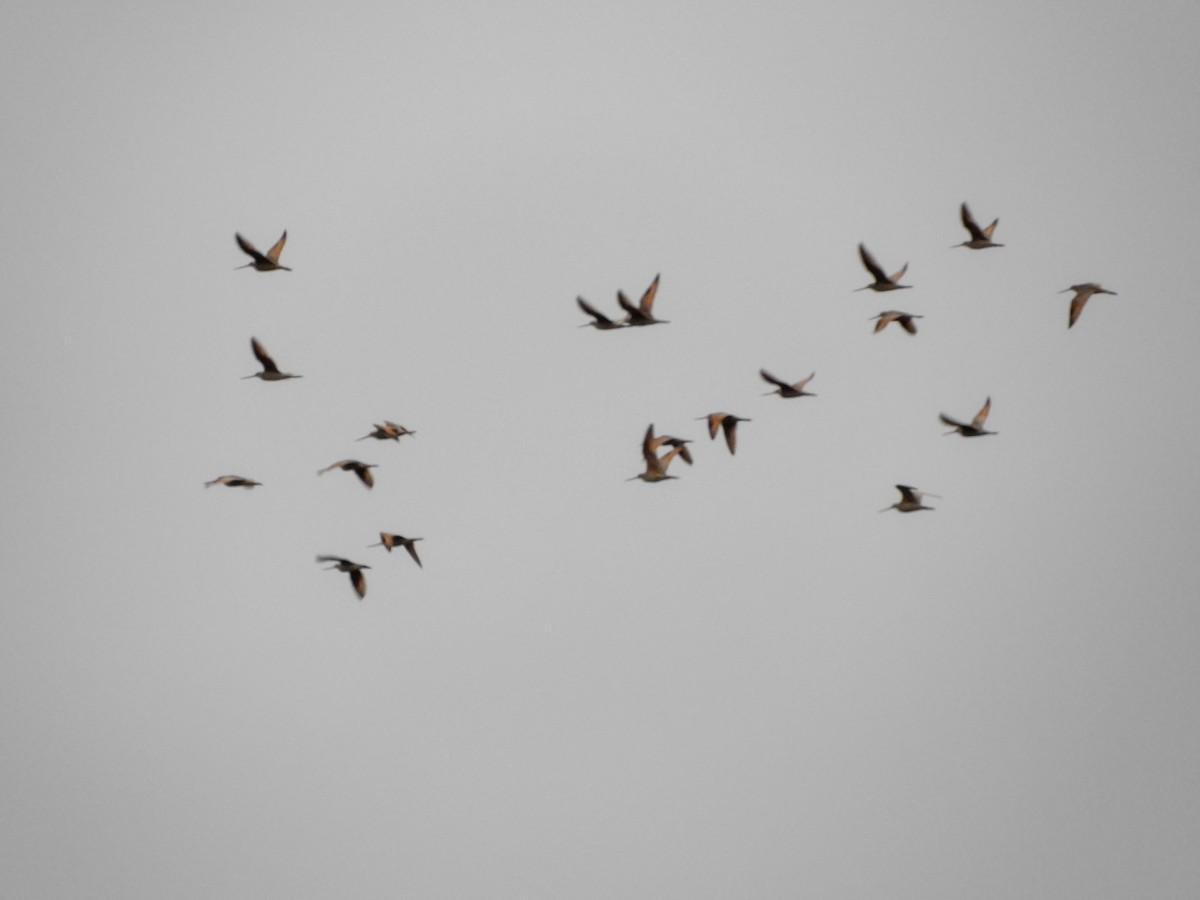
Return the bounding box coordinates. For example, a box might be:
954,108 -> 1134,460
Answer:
235,231 -> 291,271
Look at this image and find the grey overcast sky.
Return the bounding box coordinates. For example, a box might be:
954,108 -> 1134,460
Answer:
3,1 -> 1199,897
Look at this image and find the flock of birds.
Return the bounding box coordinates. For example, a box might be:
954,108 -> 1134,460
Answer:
209,206 -> 1118,599
576,202 -> 1117,514
205,231 -> 424,600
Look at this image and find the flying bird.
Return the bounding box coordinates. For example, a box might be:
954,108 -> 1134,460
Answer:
617,273 -> 668,326
629,424 -> 689,482
576,297 -> 627,330
880,484 -> 937,513
1060,283 -> 1117,328
940,397 -> 996,437
317,459 -> 377,488
953,203 -> 1003,249
369,533 -> 424,567
697,413 -> 750,455
855,244 -> 910,292
235,231 -> 291,271
760,369 -> 817,398
243,337 -> 301,381
870,310 -> 922,334
357,421 -> 416,442
316,556 -> 370,599
204,475 -> 261,489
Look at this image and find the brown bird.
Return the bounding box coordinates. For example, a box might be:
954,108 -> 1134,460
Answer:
369,533 -> 424,567
940,397 -> 996,437
617,273 -> 668,325
316,556 -> 370,599
1060,283 -> 1117,328
880,484 -> 937,513
576,297 -> 627,330
318,459 -> 377,488
357,421 -> 416,442
235,231 -> 291,271
629,424 -> 689,482
243,337 -> 301,381
953,203 -> 1003,249
760,369 -> 817,398
870,310 -> 922,334
204,475 -> 262,489
855,244 -> 910,292
697,413 -> 750,455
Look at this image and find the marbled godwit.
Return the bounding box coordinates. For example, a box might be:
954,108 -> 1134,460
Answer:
870,311 -> 922,334
629,424 -> 688,482
577,297 -> 627,330
369,533 -> 424,567
855,244 -> 910,292
204,475 -> 261,489
316,556 -> 370,599
318,459 -> 377,488
243,338 -> 301,381
940,397 -> 996,437
235,231 -> 291,271
357,421 -> 416,441
697,413 -> 750,455
880,484 -> 937,513
953,203 -> 1003,249
617,273 -> 668,326
1060,283 -> 1117,328
760,369 -> 816,398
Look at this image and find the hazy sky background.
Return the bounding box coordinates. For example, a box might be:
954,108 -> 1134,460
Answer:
3,1 -> 1199,897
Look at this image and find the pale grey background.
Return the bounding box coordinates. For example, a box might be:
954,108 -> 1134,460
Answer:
2,1 -> 1199,897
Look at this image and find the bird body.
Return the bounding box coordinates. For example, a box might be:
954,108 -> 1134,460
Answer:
881,484 -> 936,513
629,424 -> 688,482
204,475 -> 261,489
1060,283 -> 1117,328
855,244 -> 910,292
357,421 -> 416,442
940,397 -> 996,437
243,337 -> 301,381
235,231 -> 291,271
697,413 -> 750,455
870,310 -> 922,334
316,556 -> 370,599
318,459 -> 377,488
953,203 -> 1003,249
369,533 -> 424,567
760,369 -> 816,398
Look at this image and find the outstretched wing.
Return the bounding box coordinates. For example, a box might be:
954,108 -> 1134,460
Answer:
638,273 -> 661,314
721,418 -> 739,455
1068,294 -> 1089,328
971,397 -> 991,429
250,337 -> 279,373
960,203 -> 986,241
265,230 -> 288,263
236,233 -> 268,264
858,243 -> 888,282
759,369 -> 789,390
577,296 -> 616,326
